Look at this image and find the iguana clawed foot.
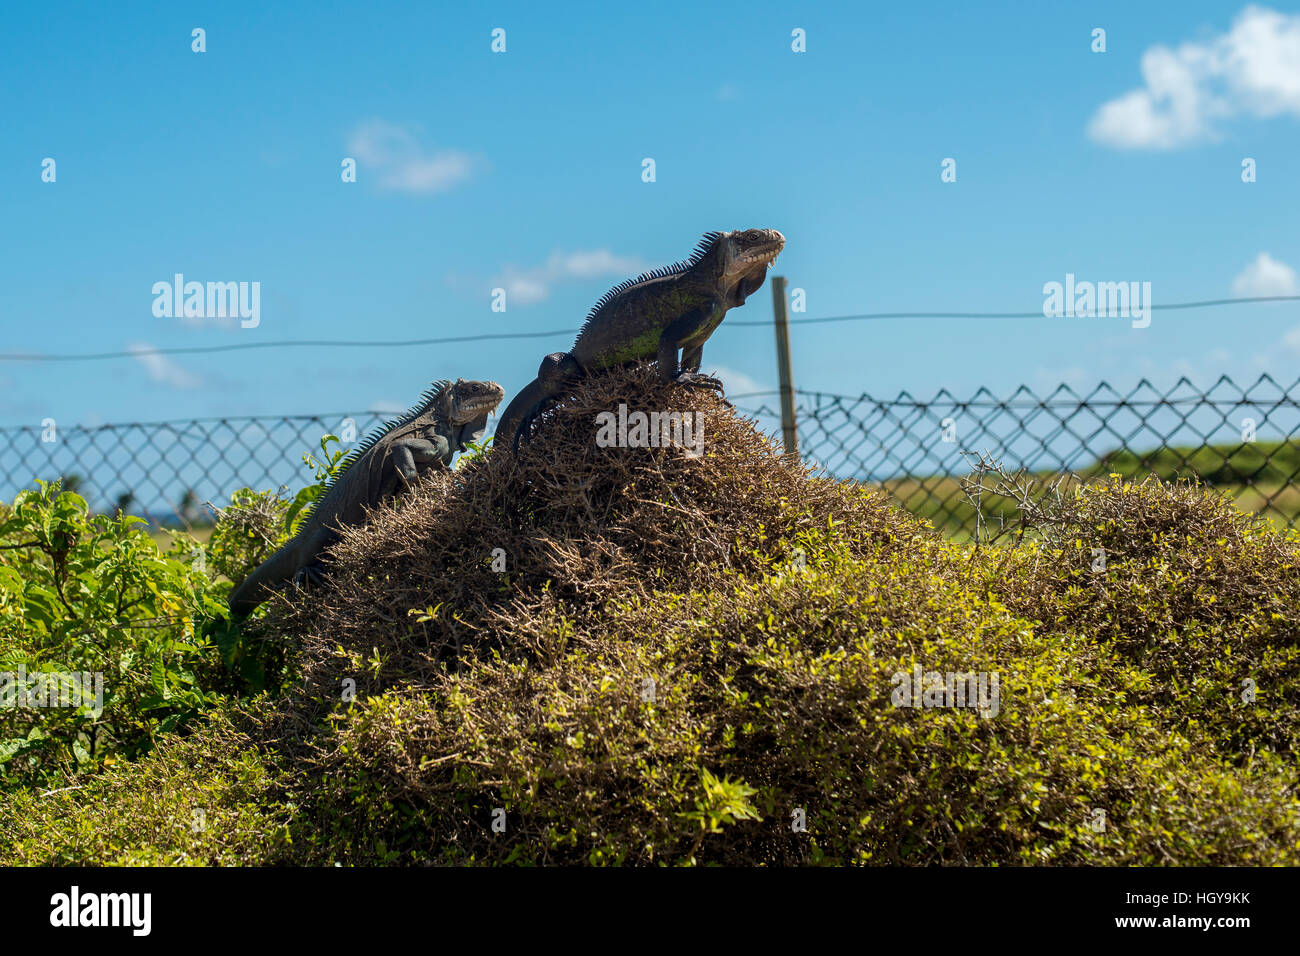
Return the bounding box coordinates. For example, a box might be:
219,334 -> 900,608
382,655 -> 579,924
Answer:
672,370 -> 726,394
292,561 -> 327,590
512,398 -> 560,453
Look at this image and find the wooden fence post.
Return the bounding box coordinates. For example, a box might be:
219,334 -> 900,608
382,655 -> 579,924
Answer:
770,275 -> 799,457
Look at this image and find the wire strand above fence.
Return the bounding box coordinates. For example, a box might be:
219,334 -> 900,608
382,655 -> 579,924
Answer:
3,294 -> 1296,362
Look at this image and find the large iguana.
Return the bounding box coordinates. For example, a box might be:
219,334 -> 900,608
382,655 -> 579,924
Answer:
228,378 -> 505,616
495,228 -> 785,452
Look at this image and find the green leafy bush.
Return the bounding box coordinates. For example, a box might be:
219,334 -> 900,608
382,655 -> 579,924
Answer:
0,711 -> 293,865
203,487 -> 290,588
284,528 -> 1296,866
0,481 -> 227,785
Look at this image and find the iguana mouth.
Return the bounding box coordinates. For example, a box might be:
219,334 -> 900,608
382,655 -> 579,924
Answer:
734,231 -> 785,270
452,395 -> 505,423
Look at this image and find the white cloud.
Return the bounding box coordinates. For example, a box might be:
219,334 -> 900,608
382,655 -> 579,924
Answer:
126,343 -> 202,389
347,119 -> 476,194
493,249 -> 644,306
707,365 -> 769,398
1231,252 -> 1299,296
1088,5 -> 1300,149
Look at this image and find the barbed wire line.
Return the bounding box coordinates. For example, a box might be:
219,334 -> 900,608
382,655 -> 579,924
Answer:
2,295 -> 1296,363
0,330 -> 578,363
727,294 -> 1300,326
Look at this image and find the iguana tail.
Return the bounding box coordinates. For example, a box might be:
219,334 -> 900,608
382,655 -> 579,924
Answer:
495,377 -> 552,454
496,352 -> 584,454
227,530 -> 325,616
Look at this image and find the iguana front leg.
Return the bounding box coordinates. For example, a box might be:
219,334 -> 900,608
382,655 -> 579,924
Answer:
375,437 -> 450,502
658,302 -> 725,391
680,344 -> 704,374
392,436 -> 450,483
658,333 -> 723,391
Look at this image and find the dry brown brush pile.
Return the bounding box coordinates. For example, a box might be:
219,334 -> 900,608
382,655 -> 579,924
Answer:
269,365 -> 927,701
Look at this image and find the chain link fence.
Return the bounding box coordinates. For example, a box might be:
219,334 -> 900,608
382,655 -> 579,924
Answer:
2,374 -> 1299,536
738,373 -> 1300,536
0,412 -> 390,528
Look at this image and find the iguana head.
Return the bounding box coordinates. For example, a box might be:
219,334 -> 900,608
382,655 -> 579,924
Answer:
445,378 -> 506,425
439,378 -> 506,452
705,228 -> 785,305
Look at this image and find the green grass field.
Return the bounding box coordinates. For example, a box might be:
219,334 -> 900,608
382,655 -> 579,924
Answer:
875,440 -> 1300,539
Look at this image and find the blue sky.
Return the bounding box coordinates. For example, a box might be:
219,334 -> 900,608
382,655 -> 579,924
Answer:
2,0 -> 1299,430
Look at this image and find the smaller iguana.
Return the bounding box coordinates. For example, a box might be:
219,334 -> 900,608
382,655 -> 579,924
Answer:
228,378 -> 505,616
495,228 -> 785,453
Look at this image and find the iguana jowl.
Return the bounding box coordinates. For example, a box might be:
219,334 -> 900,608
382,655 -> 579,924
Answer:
495,228 -> 785,451
228,378 -> 505,616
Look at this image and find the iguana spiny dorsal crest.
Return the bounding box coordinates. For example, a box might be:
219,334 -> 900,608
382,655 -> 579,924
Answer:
228,377 -> 504,615
495,228 -> 784,452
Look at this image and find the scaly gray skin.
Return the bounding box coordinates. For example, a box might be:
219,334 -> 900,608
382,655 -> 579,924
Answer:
496,228 -> 785,452
228,378 -> 505,616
